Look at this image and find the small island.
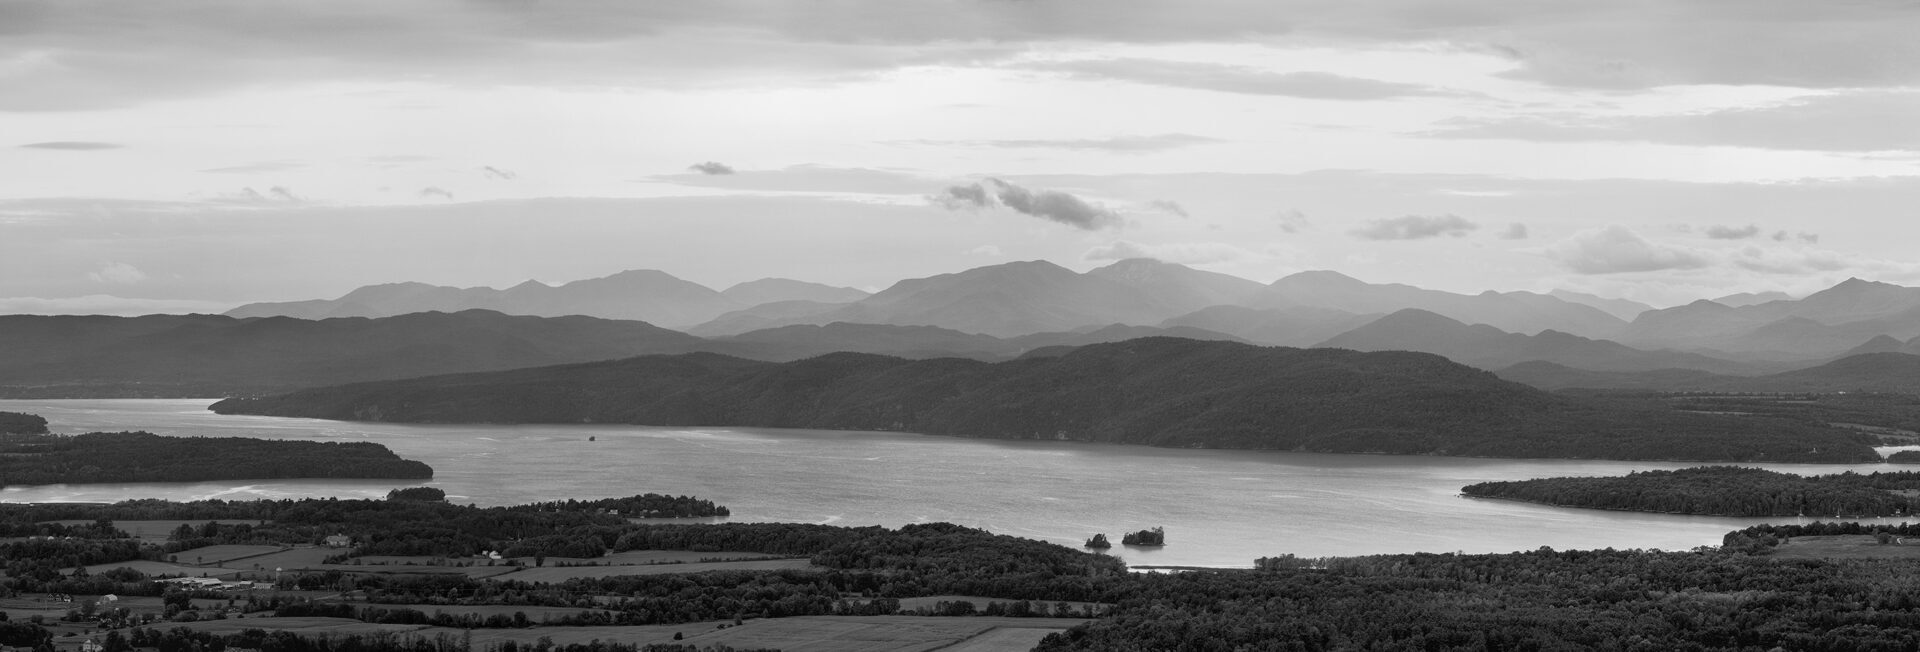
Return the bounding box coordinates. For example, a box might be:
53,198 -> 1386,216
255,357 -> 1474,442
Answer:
1121,527 -> 1165,546
1462,466 -> 1920,517
0,430 -> 433,487
1084,533 -> 1111,549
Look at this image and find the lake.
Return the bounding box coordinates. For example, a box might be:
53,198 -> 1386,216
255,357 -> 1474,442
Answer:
3,399 -> 1909,567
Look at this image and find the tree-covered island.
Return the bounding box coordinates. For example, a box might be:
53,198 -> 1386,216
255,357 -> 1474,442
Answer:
1462,465 -> 1920,517
0,430 -> 432,487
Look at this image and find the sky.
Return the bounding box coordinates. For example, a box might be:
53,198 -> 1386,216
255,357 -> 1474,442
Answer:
4,0 -> 1919,315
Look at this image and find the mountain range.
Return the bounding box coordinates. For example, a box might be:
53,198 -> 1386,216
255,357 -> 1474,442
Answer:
0,258 -> 1908,397
0,310 -> 1242,397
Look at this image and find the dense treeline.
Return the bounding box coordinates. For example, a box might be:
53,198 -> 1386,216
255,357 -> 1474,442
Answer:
1040,546 -> 1920,651
118,626 -> 776,652
512,495 -> 729,518
0,410 -> 47,434
0,494 -> 729,562
0,431 -> 432,487
213,338 -> 1879,462
1462,466 -> 1920,516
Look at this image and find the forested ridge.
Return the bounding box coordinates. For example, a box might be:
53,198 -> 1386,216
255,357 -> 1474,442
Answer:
1462,466 -> 1920,517
0,431 -> 432,487
212,337 -> 1879,462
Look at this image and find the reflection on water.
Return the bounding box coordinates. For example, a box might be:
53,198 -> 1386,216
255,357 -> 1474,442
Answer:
4,398 -> 1914,567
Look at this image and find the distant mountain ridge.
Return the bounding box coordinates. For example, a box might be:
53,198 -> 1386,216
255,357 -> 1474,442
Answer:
229,259 -> 1632,341
228,271 -> 872,329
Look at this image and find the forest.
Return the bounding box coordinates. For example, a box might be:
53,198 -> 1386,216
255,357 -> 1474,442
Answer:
0,430 -> 432,487
211,338 -> 1881,463
1461,466 -> 1920,517
0,410 -> 47,434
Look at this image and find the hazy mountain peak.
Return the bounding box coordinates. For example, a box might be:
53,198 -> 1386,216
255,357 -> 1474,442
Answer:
1274,269 -> 1366,287
721,278 -> 869,306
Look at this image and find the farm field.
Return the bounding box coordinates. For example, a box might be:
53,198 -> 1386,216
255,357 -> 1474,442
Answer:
1767,535 -> 1920,560
670,615 -> 1088,652
411,616 -> 1088,652
167,616 -> 433,636
78,559 -> 240,578
369,604 -> 619,622
543,550 -> 794,566
165,544 -> 285,565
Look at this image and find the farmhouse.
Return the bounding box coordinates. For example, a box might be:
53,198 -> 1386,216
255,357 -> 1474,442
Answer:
323,534 -> 352,547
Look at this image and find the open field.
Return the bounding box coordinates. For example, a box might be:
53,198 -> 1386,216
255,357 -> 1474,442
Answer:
670,615 -> 1088,652
370,604 -> 619,622
224,546 -> 339,570
166,544 -> 286,565
412,616 -> 1088,652
166,616 -> 432,636
540,550 -> 795,566
1767,535 -> 1920,560
942,627 -> 1068,652
79,559 -> 240,578
497,558 -> 815,582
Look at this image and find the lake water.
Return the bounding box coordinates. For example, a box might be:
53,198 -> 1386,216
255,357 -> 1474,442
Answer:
3,399 -> 1912,567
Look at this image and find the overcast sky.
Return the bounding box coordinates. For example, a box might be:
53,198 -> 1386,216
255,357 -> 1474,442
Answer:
4,0 -> 1919,315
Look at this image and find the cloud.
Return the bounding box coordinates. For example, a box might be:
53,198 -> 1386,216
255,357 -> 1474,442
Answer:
1031,59 -> 1455,100
1500,223 -> 1529,240
965,244 -> 1003,256
984,179 -> 1123,230
19,141 -> 122,150
1544,225 -> 1711,274
1351,214 -> 1478,240
1704,224 -> 1761,240
658,165 -> 938,195
481,166 -> 518,180
1146,200 -> 1188,218
201,161 -> 309,174
1428,91 -> 1920,152
420,187 -> 454,200
1731,246 -> 1851,275
1772,231 -> 1818,244
937,179 -> 1123,230
938,183 -> 993,210
87,262 -> 146,284
0,295 -> 233,317
4,2 -> 1918,113
1083,240 -> 1252,265
211,186 -> 305,204
946,133 -> 1221,153
1274,209 -> 1312,234
689,161 -> 736,175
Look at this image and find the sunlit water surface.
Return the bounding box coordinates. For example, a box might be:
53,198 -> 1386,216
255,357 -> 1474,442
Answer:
4,399 -> 1912,567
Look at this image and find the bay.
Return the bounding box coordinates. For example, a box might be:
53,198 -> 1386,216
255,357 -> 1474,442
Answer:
2,399 -> 1909,567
